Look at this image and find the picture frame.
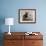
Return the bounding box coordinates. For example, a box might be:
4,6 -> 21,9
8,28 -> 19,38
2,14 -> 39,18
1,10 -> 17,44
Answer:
18,9 -> 36,23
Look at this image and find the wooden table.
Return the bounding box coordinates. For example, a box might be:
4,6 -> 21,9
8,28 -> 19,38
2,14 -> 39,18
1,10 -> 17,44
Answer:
4,32 -> 43,46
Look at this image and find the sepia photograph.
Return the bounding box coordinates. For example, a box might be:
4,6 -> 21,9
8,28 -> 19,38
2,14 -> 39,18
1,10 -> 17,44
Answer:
19,9 -> 36,23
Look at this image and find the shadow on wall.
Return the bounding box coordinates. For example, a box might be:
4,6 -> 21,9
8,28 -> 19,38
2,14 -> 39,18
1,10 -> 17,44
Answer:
0,16 -> 5,46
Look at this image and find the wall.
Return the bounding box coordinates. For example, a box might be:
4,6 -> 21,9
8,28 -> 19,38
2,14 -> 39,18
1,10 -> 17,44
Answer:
0,0 -> 46,46
0,0 -> 46,32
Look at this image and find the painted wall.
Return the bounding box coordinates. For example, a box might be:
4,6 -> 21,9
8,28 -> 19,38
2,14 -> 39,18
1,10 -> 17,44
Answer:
0,0 -> 46,46
0,0 -> 46,32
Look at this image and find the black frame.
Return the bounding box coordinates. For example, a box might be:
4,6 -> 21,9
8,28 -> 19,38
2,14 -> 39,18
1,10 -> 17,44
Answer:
18,9 -> 36,24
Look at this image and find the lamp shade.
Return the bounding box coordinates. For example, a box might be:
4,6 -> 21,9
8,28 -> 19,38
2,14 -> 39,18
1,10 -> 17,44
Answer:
5,18 -> 14,25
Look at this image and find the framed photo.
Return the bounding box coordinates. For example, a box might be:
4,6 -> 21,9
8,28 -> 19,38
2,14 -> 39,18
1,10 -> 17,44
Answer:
18,9 -> 36,23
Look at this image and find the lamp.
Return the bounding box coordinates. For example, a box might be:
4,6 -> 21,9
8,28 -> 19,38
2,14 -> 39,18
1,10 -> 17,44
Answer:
5,18 -> 14,35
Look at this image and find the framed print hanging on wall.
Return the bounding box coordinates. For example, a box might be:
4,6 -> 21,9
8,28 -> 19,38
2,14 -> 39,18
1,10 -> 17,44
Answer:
18,9 -> 36,24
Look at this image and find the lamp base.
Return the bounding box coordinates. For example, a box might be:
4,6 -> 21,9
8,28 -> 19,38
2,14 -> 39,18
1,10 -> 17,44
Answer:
8,32 -> 11,35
